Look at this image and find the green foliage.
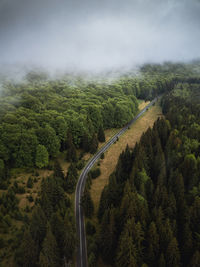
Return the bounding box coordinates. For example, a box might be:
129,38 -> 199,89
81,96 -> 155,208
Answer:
64,163 -> 78,193
89,168 -> 101,179
116,233 -> 137,267
16,229 -> 38,267
81,188 -> 94,218
13,173 -> 75,266
27,177 -> 34,188
98,125 -> 105,142
35,145 -> 49,168
39,223 -> 60,267
86,220 -> 96,236
90,134 -> 98,154
1,62 -> 198,265
100,153 -> 105,159
66,132 -> 77,162
97,79 -> 200,266
0,73 -> 145,169
53,160 -> 64,179
76,159 -> 85,170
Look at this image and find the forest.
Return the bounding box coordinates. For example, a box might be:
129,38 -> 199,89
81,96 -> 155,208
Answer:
86,76 -> 200,266
0,62 -> 199,266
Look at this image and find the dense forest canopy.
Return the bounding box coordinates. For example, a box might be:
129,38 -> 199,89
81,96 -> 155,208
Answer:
93,75 -> 200,267
0,63 -> 180,172
0,61 -> 200,266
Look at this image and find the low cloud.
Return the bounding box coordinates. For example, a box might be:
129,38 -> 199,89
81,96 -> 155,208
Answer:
0,0 -> 200,73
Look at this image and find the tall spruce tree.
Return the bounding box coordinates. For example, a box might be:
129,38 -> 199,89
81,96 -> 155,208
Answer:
39,223 -> 60,267
90,134 -> 98,154
98,125 -> 105,142
81,188 -> 94,218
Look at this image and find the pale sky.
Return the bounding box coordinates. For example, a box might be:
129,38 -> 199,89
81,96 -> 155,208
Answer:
0,0 -> 200,73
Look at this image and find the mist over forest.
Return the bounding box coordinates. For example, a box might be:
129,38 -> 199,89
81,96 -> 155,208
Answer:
0,0 -> 200,75
1,2 -> 200,267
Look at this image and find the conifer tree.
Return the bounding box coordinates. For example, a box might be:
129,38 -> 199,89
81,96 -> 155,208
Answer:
81,188 -> 94,218
116,230 -> 137,267
66,142 -> 77,162
18,229 -> 38,267
30,205 -> 47,250
50,213 -> 65,255
158,253 -> 166,267
39,223 -> 60,267
166,237 -> 181,267
63,211 -> 76,262
99,207 -> 117,264
98,125 -> 105,142
64,163 -> 78,193
82,132 -> 90,152
53,160 -> 64,180
90,133 -> 98,154
146,222 -> 159,265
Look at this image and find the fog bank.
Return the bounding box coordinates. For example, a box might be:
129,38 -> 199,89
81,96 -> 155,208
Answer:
0,0 -> 200,73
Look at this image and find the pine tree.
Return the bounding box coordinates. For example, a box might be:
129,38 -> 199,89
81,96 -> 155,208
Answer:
116,230 -> 137,267
133,222 -> 145,264
39,223 -> 60,267
41,192 -> 53,219
81,188 -> 94,218
98,125 -> 105,142
180,223 -> 193,265
63,212 -> 76,262
66,142 -> 77,162
64,163 -> 78,193
166,237 -> 180,267
53,160 -> 64,180
50,213 -> 65,256
99,208 -> 116,264
190,196 -> 200,234
146,222 -> 159,266
158,253 -> 166,267
27,177 -> 34,188
65,131 -> 73,150
82,132 -> 90,152
98,186 -> 109,222
18,229 -> 38,267
90,133 -> 98,154
30,205 -> 47,250
158,218 -> 173,252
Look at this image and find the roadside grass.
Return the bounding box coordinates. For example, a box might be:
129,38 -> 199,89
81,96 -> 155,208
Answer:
90,100 -> 163,212
138,99 -> 150,110
101,100 -> 150,146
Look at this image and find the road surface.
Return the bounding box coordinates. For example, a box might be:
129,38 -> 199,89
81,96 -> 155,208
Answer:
75,97 -> 158,267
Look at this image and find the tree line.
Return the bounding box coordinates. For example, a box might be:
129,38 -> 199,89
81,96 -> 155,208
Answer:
0,70 -> 176,186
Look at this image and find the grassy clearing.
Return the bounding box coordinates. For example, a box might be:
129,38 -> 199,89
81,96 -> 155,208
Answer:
90,101 -> 163,211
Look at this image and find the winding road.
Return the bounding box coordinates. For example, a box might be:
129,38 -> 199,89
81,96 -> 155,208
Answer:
75,97 -> 158,267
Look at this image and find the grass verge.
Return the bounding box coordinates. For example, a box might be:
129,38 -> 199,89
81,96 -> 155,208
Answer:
90,100 -> 163,211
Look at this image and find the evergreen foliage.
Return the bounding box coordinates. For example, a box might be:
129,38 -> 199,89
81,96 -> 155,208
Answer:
96,81 -> 200,266
81,188 -> 94,218
98,125 -> 106,142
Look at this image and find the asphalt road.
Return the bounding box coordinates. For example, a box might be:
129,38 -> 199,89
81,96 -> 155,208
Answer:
75,97 -> 158,267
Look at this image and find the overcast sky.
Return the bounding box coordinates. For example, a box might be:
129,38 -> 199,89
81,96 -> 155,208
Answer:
0,0 -> 200,73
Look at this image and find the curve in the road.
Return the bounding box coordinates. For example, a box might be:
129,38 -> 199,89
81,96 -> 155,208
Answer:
75,97 -> 158,267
